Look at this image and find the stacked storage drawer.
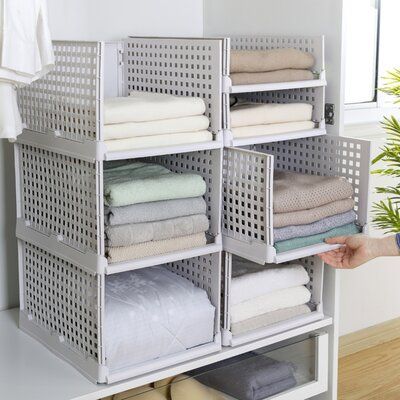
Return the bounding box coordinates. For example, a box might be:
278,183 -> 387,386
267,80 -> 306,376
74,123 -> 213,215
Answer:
15,38 -> 225,383
14,35 -> 371,398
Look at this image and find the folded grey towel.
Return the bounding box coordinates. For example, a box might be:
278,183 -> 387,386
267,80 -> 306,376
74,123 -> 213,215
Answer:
274,210 -> 357,242
105,197 -> 207,226
274,170 -> 354,213
106,214 -> 209,247
192,354 -> 296,400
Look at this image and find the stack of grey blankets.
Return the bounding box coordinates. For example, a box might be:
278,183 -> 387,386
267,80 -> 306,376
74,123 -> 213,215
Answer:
104,161 -> 209,263
190,353 -> 297,399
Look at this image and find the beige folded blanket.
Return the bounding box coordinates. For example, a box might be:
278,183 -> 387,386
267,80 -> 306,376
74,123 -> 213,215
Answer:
230,48 -> 315,73
231,102 -> 313,128
232,121 -> 315,139
170,375 -> 229,400
105,91 -> 206,124
104,115 -> 210,140
106,214 -> 209,247
231,304 -> 311,336
105,130 -> 212,152
231,69 -> 314,86
107,233 -> 207,263
273,198 -> 356,228
274,171 -> 354,213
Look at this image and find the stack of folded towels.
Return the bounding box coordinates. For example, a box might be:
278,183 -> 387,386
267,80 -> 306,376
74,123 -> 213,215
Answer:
230,99 -> 315,139
105,266 -> 215,372
273,171 -> 361,253
230,48 -> 315,86
229,256 -> 312,336
103,91 -> 212,152
104,161 -> 209,263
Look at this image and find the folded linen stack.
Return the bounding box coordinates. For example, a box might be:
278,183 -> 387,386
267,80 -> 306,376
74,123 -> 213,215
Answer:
104,91 -> 212,152
273,171 -> 361,253
230,48 -> 315,86
230,100 -> 315,139
104,161 -> 209,263
229,256 -> 312,335
190,352 -> 297,399
105,266 -> 215,371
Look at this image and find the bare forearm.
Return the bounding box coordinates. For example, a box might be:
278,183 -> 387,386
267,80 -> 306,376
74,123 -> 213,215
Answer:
374,235 -> 400,258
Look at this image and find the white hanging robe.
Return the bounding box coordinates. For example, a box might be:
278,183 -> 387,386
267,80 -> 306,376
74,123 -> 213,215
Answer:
0,0 -> 54,139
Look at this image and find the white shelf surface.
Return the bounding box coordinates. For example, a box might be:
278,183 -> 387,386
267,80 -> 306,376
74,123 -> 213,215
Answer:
225,127 -> 326,148
230,78 -> 327,94
0,308 -> 332,400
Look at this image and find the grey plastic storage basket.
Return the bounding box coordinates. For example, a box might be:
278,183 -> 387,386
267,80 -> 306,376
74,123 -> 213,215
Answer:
17,38 -> 225,161
222,134 -> 371,264
18,239 -> 221,383
222,254 -> 324,347
221,35 -> 326,147
15,143 -> 223,274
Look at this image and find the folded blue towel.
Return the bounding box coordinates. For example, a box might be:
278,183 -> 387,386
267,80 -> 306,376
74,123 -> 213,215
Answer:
275,222 -> 361,253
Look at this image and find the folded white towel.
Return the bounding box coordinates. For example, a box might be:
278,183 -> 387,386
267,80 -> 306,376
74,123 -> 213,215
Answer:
231,257 -> 310,306
104,115 -> 210,140
230,102 -> 313,128
105,130 -> 213,152
230,286 -> 311,324
104,91 -> 206,124
231,121 -> 315,138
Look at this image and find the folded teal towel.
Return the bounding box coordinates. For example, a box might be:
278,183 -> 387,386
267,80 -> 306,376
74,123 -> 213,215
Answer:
275,222 -> 361,253
104,161 -> 206,207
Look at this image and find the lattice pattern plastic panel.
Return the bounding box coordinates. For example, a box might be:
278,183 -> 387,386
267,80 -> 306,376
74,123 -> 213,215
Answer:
222,148 -> 274,246
18,41 -> 102,142
124,37 -> 223,134
237,86 -> 325,124
229,36 -> 324,73
166,252 -> 221,332
22,241 -> 101,362
255,135 -> 371,225
19,144 -> 99,253
150,149 -> 222,236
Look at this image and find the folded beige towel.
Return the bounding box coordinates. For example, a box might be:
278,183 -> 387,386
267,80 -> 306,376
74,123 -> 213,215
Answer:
231,69 -> 314,86
230,48 -> 315,74
232,121 -> 315,139
231,102 -> 313,128
107,233 -> 207,263
105,130 -> 212,152
112,385 -> 154,400
231,304 -> 311,335
104,115 -> 210,140
171,375 -> 228,400
274,198 -> 356,228
105,91 -> 206,124
274,171 -> 354,213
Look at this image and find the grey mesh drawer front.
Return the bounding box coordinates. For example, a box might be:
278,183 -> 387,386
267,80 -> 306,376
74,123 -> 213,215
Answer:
222,134 -> 371,264
18,239 -> 222,384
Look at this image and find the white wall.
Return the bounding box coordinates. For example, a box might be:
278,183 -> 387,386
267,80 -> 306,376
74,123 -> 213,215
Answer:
47,0 -> 204,40
339,128 -> 400,335
0,0 -> 204,311
204,0 -> 346,135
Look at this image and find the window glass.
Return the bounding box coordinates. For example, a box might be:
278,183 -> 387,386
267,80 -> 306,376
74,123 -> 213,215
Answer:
344,0 -> 379,104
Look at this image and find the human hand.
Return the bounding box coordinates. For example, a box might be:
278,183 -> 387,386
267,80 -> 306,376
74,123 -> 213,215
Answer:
318,235 -> 399,269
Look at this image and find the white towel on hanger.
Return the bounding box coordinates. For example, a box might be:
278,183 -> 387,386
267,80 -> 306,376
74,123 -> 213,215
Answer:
0,82 -> 23,139
0,0 -> 53,139
0,0 -> 54,85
